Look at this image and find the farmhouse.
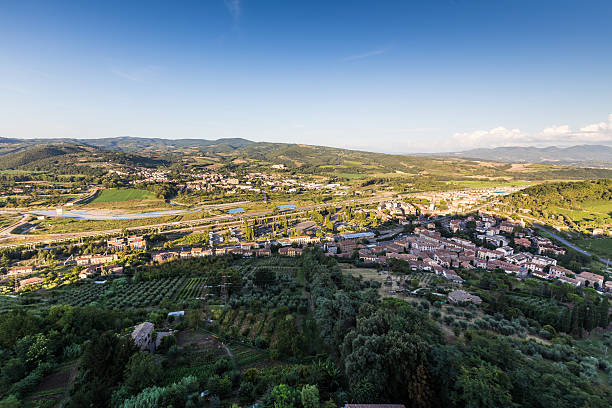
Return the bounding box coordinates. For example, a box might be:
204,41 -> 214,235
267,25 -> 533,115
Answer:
576,272 -> 604,288
558,275 -> 581,287
76,254 -> 118,266
8,265 -> 36,276
153,252 -> 178,263
18,276 -> 44,289
549,265 -> 572,278
127,235 -> 147,250
132,322 -> 155,351
79,265 -> 98,279
278,247 -> 302,257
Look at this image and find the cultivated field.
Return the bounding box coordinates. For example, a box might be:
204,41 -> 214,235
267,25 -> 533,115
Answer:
342,266 -> 405,298
91,188 -> 155,203
85,188 -> 170,211
53,277 -> 187,308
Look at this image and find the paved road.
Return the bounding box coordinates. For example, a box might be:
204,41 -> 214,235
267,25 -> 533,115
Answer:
534,224 -> 611,265
0,193 -> 489,249
0,214 -> 32,236
0,195 -> 394,247
468,208 -> 611,266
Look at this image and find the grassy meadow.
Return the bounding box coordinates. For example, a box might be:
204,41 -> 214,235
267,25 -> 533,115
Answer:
91,188 -> 156,203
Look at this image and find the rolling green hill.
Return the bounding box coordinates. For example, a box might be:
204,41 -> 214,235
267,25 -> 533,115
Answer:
68,136 -> 612,181
0,142 -> 167,173
0,144 -> 84,169
0,137 -> 610,183
502,179 -> 612,232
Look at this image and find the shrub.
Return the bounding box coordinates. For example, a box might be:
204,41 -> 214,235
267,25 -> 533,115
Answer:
207,375 -> 232,398
214,356 -> 233,375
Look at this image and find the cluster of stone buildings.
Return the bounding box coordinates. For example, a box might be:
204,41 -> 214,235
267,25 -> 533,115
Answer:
376,201 -> 417,223
75,253 -> 119,266
183,171 -> 349,196
151,234 -> 323,263
107,235 -> 148,251
6,265 -> 37,277
410,187 -> 524,215
152,245 -> 273,263
78,264 -> 124,279
325,214 -> 611,292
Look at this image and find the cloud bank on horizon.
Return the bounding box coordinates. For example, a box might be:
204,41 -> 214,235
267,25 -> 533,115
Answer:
451,113 -> 612,150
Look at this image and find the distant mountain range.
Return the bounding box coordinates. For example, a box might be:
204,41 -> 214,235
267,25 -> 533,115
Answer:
444,145 -> 612,168
0,136 -> 611,180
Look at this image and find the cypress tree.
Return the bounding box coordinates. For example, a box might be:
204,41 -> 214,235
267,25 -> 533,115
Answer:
598,296 -> 610,328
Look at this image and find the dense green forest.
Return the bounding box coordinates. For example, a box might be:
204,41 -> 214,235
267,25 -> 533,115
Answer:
0,250 -> 611,407
504,179 -> 612,208
0,143 -> 166,174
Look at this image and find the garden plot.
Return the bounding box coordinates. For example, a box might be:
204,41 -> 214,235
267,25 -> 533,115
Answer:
54,277 -> 186,308
342,267 -> 406,298
26,360 -> 78,405
229,342 -> 268,369
174,277 -> 207,300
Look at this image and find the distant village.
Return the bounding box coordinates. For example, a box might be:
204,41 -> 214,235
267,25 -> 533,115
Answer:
110,167 -> 352,196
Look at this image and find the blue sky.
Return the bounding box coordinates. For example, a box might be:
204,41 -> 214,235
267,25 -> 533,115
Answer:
1,0 -> 611,152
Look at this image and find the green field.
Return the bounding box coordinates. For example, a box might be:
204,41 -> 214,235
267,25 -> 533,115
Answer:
551,206 -> 594,222
570,237 -> 612,259
548,199 -> 612,227
31,214 -> 181,234
447,180 -> 533,188
581,199 -> 612,214
91,188 -> 156,203
335,173 -> 369,180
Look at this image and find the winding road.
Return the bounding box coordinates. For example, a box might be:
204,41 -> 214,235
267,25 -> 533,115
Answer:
534,224 -> 611,265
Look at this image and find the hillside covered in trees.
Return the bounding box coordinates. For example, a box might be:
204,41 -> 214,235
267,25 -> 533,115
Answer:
1,137 -> 611,182
502,179 -> 612,232
1,250 -> 611,407
505,179 -> 612,208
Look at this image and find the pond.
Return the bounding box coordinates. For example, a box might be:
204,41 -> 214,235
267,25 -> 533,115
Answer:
227,208 -> 245,214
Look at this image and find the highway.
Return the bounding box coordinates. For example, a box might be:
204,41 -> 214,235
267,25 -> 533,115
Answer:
0,193 -> 500,249
0,194 -> 395,248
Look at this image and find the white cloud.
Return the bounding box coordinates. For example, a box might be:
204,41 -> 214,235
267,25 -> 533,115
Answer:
342,48 -> 386,62
452,113 -> 612,148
